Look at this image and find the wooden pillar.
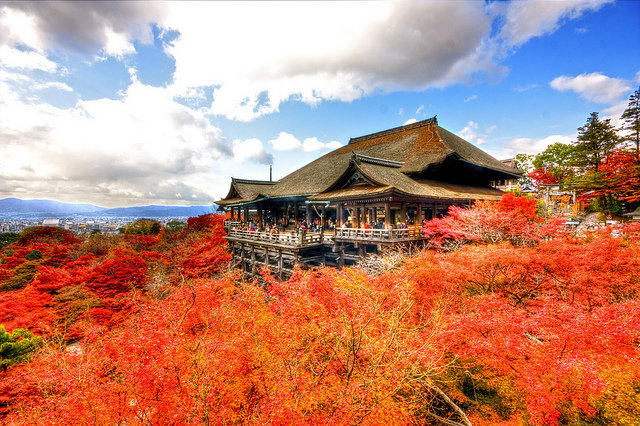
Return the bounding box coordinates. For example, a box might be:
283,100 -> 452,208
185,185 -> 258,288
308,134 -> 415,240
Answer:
416,203 -> 424,226
384,202 -> 391,228
278,250 -> 283,280
355,207 -> 361,228
306,204 -> 312,225
399,203 -> 406,224
337,203 -> 344,227
243,206 -> 249,222
294,202 -> 299,224
265,247 -> 270,267
240,242 -> 245,271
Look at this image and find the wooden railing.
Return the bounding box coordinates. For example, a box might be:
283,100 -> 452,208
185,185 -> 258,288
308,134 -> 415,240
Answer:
226,228 -> 329,246
223,220 -> 242,229
333,226 -> 424,242
227,226 -> 425,246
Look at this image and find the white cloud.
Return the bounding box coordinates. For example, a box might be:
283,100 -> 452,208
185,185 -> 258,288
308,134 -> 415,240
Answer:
458,121 -> 497,145
163,1 -> 494,121
550,72 -> 631,104
0,2 -> 165,57
403,118 -> 418,126
32,81 -> 72,92
490,134 -> 574,160
498,0 -> 612,47
269,132 -> 301,151
0,45 -> 57,72
513,83 -> 539,92
103,27 -> 136,58
1,1 -> 613,123
464,95 -> 478,103
232,138 -> 273,164
415,105 -> 424,115
269,131 -> 342,152
0,79 -> 232,206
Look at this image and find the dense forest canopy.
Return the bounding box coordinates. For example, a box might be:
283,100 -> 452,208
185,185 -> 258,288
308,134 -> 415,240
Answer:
1,198 -> 639,425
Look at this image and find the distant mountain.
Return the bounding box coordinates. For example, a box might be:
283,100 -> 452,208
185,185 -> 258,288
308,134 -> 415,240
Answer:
0,198 -> 106,215
0,198 -> 218,218
100,205 -> 217,218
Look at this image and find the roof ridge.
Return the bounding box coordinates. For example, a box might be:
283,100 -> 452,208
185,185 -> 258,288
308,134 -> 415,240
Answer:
232,178 -> 277,185
351,152 -> 404,168
348,115 -> 438,144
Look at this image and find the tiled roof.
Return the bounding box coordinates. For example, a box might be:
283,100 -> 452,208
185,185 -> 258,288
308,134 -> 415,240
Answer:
216,117 -> 518,205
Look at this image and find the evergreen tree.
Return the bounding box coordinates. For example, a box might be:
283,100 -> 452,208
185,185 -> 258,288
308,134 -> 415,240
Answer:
573,112 -> 619,172
620,87 -> 640,153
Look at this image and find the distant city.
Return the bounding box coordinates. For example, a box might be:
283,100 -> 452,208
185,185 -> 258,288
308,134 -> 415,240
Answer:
0,197 -> 222,234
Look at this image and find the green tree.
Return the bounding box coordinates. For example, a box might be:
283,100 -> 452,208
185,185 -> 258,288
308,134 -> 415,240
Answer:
513,153 -> 534,186
620,87 -> 640,153
25,249 -> 42,260
166,220 -> 186,232
0,232 -> 20,248
573,112 -> 619,172
123,219 -> 163,235
0,325 -> 43,369
531,142 -> 576,184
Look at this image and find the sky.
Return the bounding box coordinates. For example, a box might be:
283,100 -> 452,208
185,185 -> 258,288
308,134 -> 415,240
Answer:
0,0 -> 638,207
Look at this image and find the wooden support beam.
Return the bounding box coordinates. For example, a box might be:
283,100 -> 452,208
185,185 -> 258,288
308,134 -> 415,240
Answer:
251,245 -> 256,278
240,242 -> 245,272
278,250 -> 283,280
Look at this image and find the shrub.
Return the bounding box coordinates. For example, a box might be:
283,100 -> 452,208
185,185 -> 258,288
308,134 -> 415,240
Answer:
25,250 -> 42,261
0,325 -> 43,370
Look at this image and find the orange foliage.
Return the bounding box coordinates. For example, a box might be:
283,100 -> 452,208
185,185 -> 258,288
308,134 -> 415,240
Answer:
1,213 -> 640,425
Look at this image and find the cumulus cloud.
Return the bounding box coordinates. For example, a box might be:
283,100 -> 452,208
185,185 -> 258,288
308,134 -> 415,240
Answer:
497,0 -> 612,47
0,78 -> 232,206
232,138 -> 273,165
403,118 -> 418,126
464,95 -> 478,103
268,131 -> 342,152
458,121 -> 496,145
163,1 -> 494,121
1,1 -> 613,122
550,72 -> 631,104
0,1 -> 166,57
0,45 -> 57,71
490,134 -> 574,160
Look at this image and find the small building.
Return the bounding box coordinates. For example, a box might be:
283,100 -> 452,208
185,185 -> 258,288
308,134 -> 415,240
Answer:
216,117 -> 521,278
42,218 -> 60,227
624,207 -> 640,221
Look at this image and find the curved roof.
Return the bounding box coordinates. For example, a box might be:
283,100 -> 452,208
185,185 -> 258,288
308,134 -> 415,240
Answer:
216,178 -> 275,206
267,117 -> 520,197
309,155 -> 503,202
216,117 -> 520,205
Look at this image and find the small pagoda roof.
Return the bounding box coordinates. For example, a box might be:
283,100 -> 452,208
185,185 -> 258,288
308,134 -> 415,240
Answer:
216,178 -> 276,206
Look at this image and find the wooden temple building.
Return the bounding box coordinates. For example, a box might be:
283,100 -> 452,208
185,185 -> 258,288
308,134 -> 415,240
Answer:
216,117 -> 521,278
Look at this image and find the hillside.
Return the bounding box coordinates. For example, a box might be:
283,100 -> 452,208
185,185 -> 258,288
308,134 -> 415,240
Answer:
0,201 -> 639,425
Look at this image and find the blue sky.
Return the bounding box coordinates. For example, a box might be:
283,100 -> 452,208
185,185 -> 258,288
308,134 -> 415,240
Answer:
0,1 -> 638,207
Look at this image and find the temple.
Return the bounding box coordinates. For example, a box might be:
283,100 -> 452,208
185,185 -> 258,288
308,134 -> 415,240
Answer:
216,116 -> 521,278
